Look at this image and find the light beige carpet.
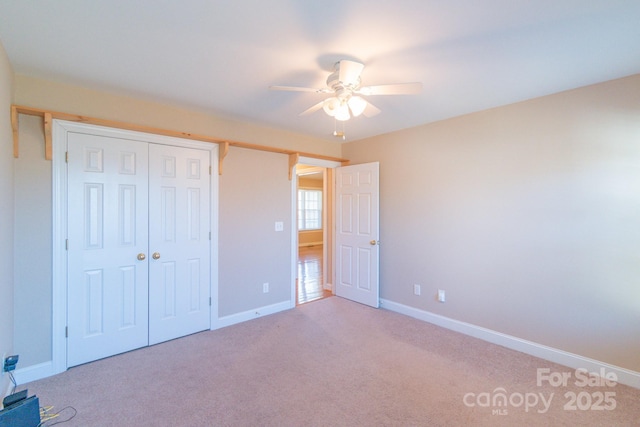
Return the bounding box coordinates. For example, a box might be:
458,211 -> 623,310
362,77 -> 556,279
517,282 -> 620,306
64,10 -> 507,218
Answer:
25,297 -> 640,426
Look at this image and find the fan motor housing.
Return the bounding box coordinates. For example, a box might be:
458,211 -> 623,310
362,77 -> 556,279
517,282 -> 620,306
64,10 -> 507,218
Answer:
326,68 -> 361,96
326,70 -> 340,89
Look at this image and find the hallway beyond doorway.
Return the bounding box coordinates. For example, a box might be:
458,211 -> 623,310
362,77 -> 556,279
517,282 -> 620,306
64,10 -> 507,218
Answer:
297,245 -> 331,305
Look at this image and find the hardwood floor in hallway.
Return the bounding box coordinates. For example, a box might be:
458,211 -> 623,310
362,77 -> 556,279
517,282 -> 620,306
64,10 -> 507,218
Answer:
297,245 -> 332,305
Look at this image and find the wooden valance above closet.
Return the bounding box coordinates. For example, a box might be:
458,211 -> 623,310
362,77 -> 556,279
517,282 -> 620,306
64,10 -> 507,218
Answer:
10,105 -> 349,179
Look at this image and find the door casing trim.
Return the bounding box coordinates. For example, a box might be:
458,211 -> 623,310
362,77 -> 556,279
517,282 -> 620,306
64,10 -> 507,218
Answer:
291,157 -> 341,306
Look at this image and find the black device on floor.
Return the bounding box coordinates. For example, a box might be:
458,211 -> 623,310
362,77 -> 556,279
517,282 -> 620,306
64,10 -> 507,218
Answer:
0,390 -> 40,427
2,389 -> 27,408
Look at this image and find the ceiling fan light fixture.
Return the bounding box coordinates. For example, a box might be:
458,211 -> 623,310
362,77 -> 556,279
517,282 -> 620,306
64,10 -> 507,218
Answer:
322,97 -> 340,117
348,96 -> 367,117
271,59 -> 422,127
334,103 -> 351,121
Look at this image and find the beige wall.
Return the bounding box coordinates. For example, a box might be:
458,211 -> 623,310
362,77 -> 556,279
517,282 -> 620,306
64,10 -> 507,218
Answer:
11,75 -> 327,369
15,75 -> 341,158
219,147 -> 292,317
298,231 -> 323,247
0,39 -> 15,397
13,115 -> 51,366
9,67 -> 640,376
343,74 -> 640,372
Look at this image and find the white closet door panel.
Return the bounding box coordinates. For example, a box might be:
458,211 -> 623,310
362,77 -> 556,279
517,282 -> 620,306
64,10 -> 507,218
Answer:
149,144 -> 210,344
67,133 -> 149,367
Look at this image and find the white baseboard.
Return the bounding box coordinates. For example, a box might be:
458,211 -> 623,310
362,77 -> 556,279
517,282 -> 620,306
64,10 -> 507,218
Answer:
14,299 -> 638,391
13,361 -> 55,388
380,299 -> 640,390
11,302 -> 292,386
212,300 -> 291,330
298,241 -> 323,248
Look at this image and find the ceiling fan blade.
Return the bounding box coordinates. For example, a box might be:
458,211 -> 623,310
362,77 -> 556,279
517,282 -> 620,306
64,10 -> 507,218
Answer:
358,82 -> 423,96
269,85 -> 330,93
363,101 -> 381,118
299,101 -> 325,116
338,60 -> 364,86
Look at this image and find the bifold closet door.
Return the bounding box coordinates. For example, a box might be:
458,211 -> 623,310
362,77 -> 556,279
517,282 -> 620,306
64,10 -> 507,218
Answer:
67,133 -> 150,367
67,132 -> 212,367
148,144 -> 211,345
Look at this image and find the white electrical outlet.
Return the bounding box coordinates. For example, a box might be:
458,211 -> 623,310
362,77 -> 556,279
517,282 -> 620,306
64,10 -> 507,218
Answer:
438,289 -> 446,302
413,284 -> 421,296
274,221 -> 284,232
263,282 -> 269,293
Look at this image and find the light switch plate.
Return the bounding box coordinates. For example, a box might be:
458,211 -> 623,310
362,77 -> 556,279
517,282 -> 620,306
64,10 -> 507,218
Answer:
275,221 -> 284,231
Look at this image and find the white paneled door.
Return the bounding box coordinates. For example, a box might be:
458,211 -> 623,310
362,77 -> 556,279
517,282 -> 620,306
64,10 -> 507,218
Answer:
335,162 -> 380,308
148,144 -> 210,345
67,132 -> 211,367
67,134 -> 150,367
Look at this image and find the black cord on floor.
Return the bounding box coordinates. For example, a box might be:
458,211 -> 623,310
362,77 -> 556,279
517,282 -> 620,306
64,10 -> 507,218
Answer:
4,371 -> 77,426
7,371 -> 17,395
38,406 -> 78,426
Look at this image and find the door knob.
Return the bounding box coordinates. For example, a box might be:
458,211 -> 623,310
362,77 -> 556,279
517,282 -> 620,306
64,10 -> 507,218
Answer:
152,252 -> 161,260
137,253 -> 146,261
370,240 -> 379,246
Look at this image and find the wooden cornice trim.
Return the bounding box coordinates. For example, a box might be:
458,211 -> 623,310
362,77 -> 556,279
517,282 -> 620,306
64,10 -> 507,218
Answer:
10,105 -> 350,174
218,141 -> 229,175
44,112 -> 53,160
288,153 -> 300,181
11,105 -> 18,158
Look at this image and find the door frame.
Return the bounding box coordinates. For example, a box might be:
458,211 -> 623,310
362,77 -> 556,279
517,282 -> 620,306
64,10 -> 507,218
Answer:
51,120 -> 219,377
290,156 -> 341,307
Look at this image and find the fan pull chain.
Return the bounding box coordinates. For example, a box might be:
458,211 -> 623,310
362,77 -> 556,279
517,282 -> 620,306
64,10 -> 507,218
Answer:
333,119 -> 346,140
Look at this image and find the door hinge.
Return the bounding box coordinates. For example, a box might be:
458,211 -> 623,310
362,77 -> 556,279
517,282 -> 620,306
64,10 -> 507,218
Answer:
209,297 -> 212,306
65,326 -> 68,338
209,231 -> 211,240
65,151 -> 69,163
65,239 -> 69,250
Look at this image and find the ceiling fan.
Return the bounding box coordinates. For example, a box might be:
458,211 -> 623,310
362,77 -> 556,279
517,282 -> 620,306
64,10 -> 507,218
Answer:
270,59 -> 422,121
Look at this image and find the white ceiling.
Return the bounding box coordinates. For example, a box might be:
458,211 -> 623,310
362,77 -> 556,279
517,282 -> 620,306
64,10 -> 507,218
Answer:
1,1 -> 639,142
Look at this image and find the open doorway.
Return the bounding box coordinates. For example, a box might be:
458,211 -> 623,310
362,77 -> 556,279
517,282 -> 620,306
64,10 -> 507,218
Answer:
296,165 -> 332,304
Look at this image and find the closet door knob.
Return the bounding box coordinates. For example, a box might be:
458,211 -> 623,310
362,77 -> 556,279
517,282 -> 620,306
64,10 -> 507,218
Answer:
152,252 -> 161,260
137,253 -> 146,261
